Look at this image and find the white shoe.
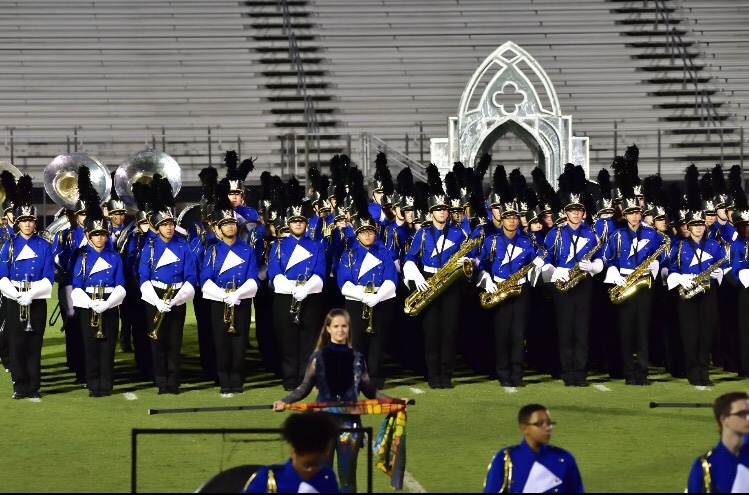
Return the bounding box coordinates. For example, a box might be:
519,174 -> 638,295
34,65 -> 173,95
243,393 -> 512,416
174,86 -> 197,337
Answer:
220,392 -> 234,398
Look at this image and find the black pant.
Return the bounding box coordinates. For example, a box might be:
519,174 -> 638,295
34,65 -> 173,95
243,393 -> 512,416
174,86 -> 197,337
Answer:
422,277 -> 461,384
79,304 -> 119,395
61,285 -> 85,382
273,292 -> 323,389
618,287 -> 653,382
737,289 -> 749,376
194,287 -> 217,382
124,279 -> 153,382
662,284 -> 685,378
526,283 -> 559,376
677,287 -> 718,385
210,299 -> 251,391
491,286 -> 530,383
254,279 -> 281,376
145,291 -> 187,389
0,294 -> 11,371
554,276 -> 593,384
6,298 -> 46,396
344,297 -> 395,388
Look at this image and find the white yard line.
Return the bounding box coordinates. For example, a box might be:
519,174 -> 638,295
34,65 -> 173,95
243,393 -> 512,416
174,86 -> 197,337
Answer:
695,385 -> 711,391
123,392 -> 138,400
593,384 -> 611,392
403,470 -> 427,493
409,387 -> 425,395
503,386 -> 518,394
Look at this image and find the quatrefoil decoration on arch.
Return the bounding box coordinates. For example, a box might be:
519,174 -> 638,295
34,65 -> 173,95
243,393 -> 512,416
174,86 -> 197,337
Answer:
492,83 -> 527,115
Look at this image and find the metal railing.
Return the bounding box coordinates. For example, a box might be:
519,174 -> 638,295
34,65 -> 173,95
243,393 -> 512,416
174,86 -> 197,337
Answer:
277,0 -> 319,135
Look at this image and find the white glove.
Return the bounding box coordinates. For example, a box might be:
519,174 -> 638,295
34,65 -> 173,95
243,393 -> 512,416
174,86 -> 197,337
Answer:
711,268 -> 723,283
552,268 -> 570,283
224,293 -> 241,307
738,269 -> 749,289
155,300 -> 172,313
16,293 -> 33,307
292,284 -> 309,302
361,292 -> 379,307
679,276 -> 695,291
614,273 -> 627,287
485,279 -> 498,294
532,257 -> 545,269
648,260 -> 660,273
414,272 -> 428,292
579,259 -> 593,273
92,300 -> 109,314
457,257 -> 472,265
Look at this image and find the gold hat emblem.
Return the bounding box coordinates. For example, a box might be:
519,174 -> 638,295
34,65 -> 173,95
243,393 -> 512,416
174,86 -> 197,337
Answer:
692,211 -> 703,220
404,196 -> 415,207
291,205 -> 303,216
569,193 -> 581,204
633,185 -> 643,196
704,200 -> 715,210
679,209 -> 690,218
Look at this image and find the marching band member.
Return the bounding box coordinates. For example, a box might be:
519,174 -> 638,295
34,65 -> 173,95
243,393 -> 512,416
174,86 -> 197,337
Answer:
369,152 -> 393,230
267,177 -> 327,391
402,164 -> 468,389
730,191 -> 749,378
337,186 -> 398,390
476,198 -> 536,387
0,170 -> 16,373
603,193 -> 662,386
138,176 -> 197,395
199,182 -> 259,396
537,165 -> 604,387
70,189 -> 126,397
666,181 -> 727,387
223,150 -> 259,238
0,175 -> 54,399
384,167 -> 416,271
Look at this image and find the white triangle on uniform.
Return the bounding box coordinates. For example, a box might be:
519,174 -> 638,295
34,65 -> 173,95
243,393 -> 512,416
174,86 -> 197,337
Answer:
155,247 -> 180,269
219,249 -> 245,275
522,461 -> 562,493
566,237 -> 589,264
78,236 -> 88,248
500,245 -> 525,267
15,244 -> 37,261
287,244 -> 313,271
297,481 -> 319,493
431,236 -> 456,259
89,257 -> 112,275
628,238 -> 650,259
732,463 -> 749,492
690,249 -> 713,267
358,252 -> 382,281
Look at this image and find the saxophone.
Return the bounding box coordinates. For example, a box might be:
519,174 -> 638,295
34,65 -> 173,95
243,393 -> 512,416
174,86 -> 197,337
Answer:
678,245 -> 730,300
404,237 -> 480,316
479,263 -> 536,309
609,236 -> 670,304
555,230 -> 606,293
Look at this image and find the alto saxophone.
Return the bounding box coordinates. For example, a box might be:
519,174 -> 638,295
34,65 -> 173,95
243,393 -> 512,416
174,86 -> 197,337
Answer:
608,237 -> 670,304
404,237 -> 480,316
555,231 -> 606,293
479,262 -> 536,309
678,245 -> 730,300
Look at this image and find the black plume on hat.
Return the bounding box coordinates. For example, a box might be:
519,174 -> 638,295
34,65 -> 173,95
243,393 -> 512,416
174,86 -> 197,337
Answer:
492,164 -> 511,199
1,171 -> 17,207
308,165 -> 322,194
373,152 -> 394,195
108,171 -> 120,201
223,150 -> 239,180
597,169 -> 612,200
16,174 -> 34,209
199,166 -> 218,203
132,182 -> 150,212
77,164 -> 93,201
728,165 -> 743,192
520,186 -> 538,212
667,182 -> 686,218
699,169 -> 713,203
239,157 -> 255,181
395,167 -> 415,198
453,162 -> 467,190
624,144 -> 641,186
259,171 -> 273,201
474,153 -> 492,180
287,176 -> 305,209
685,164 -> 702,211
733,181 -> 749,211
351,176 -> 372,223
612,155 -> 633,198
711,164 -> 726,195
642,174 -> 663,205
531,167 -> 547,192
468,173 -> 487,224
84,186 -> 106,228
150,174 -> 175,213
509,168 -> 527,201
214,179 -> 233,212
445,171 -> 460,200
414,180 -> 430,214
270,175 -> 287,213
426,163 -> 445,196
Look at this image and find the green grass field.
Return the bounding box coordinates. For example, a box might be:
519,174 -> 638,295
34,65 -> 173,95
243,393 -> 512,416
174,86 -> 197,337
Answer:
1,296 -> 742,493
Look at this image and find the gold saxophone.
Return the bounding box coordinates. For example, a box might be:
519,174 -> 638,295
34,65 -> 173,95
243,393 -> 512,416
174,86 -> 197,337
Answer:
555,231 -> 606,293
479,262 -> 536,309
608,237 -> 670,304
678,245 -> 730,300
404,237 -> 480,316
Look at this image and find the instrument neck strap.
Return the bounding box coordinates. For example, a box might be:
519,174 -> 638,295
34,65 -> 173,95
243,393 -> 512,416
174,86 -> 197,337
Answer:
564,225 -> 582,261
427,225 -> 448,265
688,237 -> 707,272
7,237 -> 14,271
81,252 -> 88,283
624,226 -> 643,264
148,238 -> 155,277
210,245 -> 217,271
489,235 -> 497,263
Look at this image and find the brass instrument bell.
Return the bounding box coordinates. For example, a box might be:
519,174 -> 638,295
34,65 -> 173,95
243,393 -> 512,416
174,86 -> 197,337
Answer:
115,149 -> 182,211
44,153 -> 112,210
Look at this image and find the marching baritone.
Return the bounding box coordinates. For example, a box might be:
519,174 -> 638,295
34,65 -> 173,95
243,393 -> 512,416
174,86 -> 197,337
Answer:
267,178 -> 327,391
70,191 -> 126,397
667,209 -> 727,386
337,208 -> 398,390
538,168 -> 604,387
199,187 -> 259,396
603,196 -> 664,386
0,175 -> 54,399
138,177 -> 197,395
476,200 -> 536,387
402,164 -> 469,389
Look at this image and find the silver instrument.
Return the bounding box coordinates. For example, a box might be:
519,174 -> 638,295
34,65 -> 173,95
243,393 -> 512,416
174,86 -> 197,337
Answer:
114,149 -> 181,211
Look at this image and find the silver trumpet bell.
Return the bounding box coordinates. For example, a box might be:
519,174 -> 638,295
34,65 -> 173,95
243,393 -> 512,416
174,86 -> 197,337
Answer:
44,153 -> 112,210
114,149 -> 182,211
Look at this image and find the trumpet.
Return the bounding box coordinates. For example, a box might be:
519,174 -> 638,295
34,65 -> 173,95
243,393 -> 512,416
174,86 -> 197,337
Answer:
19,277 -> 33,333
362,279 -> 376,334
91,283 -> 106,339
149,284 -> 175,341
224,279 -> 237,334
289,269 -> 309,325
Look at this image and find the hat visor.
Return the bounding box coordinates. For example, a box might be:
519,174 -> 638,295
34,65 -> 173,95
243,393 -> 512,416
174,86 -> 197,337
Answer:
687,219 -> 706,226
622,206 -> 643,214
87,228 -> 110,237
564,203 -> 585,211
500,210 -> 520,218
355,225 -> 377,234
286,215 -> 307,224
14,215 -> 36,223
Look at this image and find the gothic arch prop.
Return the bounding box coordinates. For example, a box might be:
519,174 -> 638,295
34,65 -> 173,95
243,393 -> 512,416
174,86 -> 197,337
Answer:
431,41 -> 588,186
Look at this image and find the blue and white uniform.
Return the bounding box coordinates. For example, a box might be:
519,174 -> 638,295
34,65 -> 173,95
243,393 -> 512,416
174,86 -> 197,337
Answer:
243,459 -> 340,494
687,441 -> 749,493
